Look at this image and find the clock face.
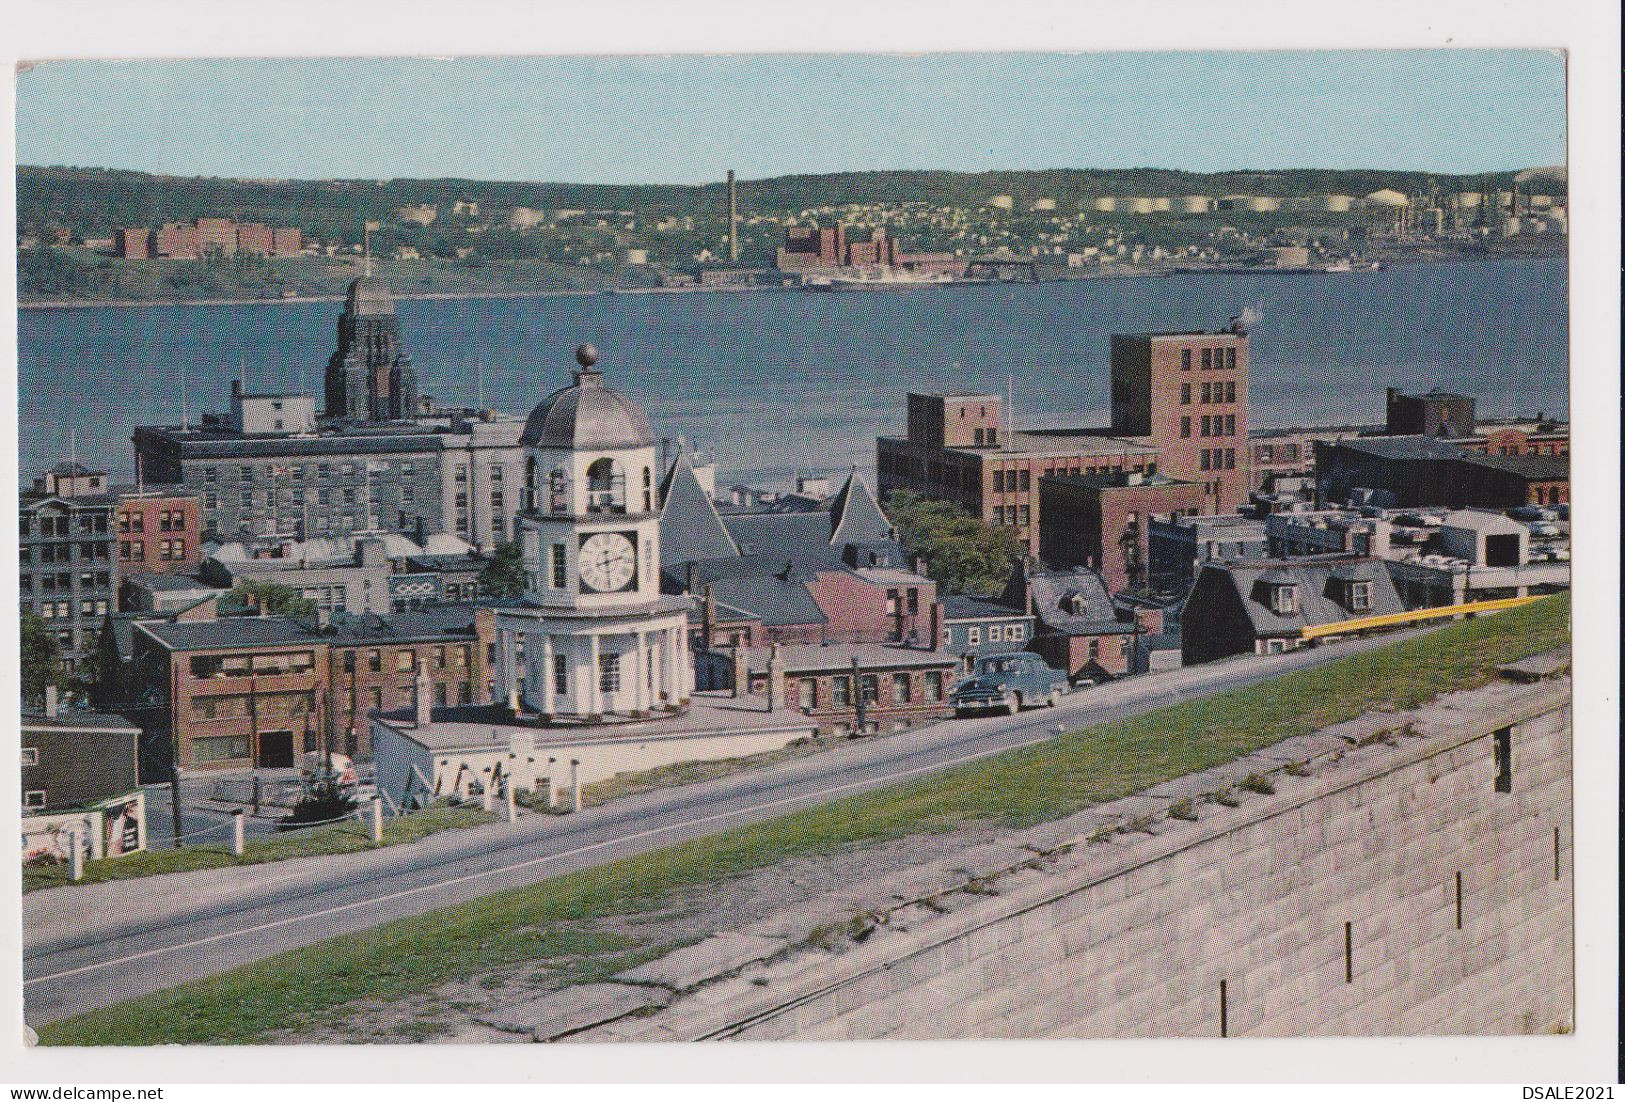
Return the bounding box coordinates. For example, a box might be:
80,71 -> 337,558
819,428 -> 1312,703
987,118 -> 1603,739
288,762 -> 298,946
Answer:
577,531 -> 637,593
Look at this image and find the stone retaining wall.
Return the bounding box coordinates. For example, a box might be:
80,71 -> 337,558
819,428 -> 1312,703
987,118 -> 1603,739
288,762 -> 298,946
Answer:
555,660 -> 1573,1042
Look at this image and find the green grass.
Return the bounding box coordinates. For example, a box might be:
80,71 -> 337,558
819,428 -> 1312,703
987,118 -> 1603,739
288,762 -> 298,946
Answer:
23,802 -> 499,893
579,739 -> 827,808
36,595 -> 1567,1045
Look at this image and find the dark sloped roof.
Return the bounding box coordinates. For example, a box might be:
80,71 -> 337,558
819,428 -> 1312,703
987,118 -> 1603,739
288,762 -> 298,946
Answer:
723,512 -> 841,560
659,450 -> 740,567
1026,567 -> 1131,635
942,594 -> 1029,621
1207,557 -> 1406,635
700,573 -> 827,627
520,369 -> 655,450
136,604 -> 484,651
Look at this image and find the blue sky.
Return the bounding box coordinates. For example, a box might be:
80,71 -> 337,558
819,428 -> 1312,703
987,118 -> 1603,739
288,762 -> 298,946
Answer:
16,51 -> 1566,182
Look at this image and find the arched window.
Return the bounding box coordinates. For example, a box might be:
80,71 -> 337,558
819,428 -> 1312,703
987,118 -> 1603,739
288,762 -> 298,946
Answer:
548,468 -> 568,513
585,458 -> 625,513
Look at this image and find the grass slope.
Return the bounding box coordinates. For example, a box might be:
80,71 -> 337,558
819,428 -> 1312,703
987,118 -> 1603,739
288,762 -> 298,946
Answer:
24,802 -> 498,893
37,594 -> 1567,1045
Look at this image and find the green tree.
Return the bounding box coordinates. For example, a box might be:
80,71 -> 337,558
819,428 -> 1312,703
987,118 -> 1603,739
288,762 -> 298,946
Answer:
21,612 -> 65,707
883,490 -> 1025,597
479,541 -> 527,598
221,580 -> 317,617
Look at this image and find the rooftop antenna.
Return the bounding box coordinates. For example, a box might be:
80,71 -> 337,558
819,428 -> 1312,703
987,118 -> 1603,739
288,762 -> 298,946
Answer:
363,220 -> 374,278
475,357 -> 485,410
68,427 -> 77,474
180,360 -> 190,431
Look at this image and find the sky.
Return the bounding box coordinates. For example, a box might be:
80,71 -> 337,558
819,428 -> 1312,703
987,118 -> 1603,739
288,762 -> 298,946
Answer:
16,51 -> 1566,183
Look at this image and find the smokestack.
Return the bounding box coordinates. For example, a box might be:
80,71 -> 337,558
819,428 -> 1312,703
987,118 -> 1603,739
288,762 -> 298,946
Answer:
726,170 -> 739,263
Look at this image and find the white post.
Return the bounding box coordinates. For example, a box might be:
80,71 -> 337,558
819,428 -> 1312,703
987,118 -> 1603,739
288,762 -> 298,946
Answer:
505,776 -> 517,823
587,635 -> 602,717
370,795 -> 383,843
570,758 -> 582,813
634,631 -> 649,713
482,767 -> 497,812
89,810 -> 106,860
232,809 -> 245,857
540,634 -> 555,716
68,827 -> 84,882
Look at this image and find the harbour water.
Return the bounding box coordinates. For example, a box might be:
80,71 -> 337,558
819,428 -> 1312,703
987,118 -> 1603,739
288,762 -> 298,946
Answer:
18,258 -> 1567,487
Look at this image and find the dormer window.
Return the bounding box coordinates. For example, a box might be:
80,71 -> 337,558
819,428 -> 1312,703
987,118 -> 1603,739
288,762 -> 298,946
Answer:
1344,580 -> 1372,611
1063,591 -> 1088,616
1269,583 -> 1300,616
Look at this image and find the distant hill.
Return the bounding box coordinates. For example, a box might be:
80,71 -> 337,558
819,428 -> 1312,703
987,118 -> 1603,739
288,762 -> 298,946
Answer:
17,163 -> 1553,245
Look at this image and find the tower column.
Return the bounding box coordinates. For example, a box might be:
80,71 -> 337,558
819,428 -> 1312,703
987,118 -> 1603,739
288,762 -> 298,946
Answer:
586,633 -> 602,717
665,622 -> 683,704
540,634 -> 555,717
633,630 -> 650,713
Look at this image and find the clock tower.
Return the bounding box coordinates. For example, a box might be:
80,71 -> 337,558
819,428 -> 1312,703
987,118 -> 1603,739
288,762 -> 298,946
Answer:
492,345 -> 693,721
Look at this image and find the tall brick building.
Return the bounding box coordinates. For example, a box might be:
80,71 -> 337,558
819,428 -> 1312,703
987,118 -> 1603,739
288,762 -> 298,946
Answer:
1038,472 -> 1208,594
1109,327 -> 1251,512
113,485 -> 201,576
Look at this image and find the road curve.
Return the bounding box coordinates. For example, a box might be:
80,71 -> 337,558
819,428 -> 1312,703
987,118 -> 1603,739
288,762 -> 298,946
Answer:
24,628 -> 1437,1026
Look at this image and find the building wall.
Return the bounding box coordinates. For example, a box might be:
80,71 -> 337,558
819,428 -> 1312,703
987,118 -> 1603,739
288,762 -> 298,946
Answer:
642,678 -> 1572,1040
22,723 -> 140,812
325,633 -> 488,758
20,499 -> 116,673
1111,332 -> 1250,512
803,570 -> 937,646
1039,477 -> 1208,594
1029,627 -> 1132,679
744,664 -> 956,736
116,492 -> 201,575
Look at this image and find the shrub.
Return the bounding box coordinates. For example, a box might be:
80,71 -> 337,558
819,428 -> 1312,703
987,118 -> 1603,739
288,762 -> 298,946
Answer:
1168,798 -> 1199,821
1241,773 -> 1276,795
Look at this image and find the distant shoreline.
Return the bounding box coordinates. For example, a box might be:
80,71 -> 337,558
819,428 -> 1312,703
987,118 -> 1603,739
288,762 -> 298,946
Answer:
16,252 -> 1561,311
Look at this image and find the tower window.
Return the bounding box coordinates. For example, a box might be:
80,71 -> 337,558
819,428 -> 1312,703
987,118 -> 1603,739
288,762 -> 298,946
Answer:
550,543 -> 567,589
585,458 -> 625,513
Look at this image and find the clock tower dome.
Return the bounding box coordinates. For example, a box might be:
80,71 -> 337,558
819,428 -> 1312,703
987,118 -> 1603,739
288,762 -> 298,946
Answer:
492,346 -> 692,722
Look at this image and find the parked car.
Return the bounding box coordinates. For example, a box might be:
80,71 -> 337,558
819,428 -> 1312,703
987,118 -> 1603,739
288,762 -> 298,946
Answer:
949,653 -> 1068,716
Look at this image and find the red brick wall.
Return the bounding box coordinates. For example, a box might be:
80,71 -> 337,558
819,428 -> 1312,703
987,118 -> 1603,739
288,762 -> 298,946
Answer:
116,493 -> 201,574
804,570 -> 938,645
236,223 -> 275,255
754,664 -> 956,735
271,227 -> 303,256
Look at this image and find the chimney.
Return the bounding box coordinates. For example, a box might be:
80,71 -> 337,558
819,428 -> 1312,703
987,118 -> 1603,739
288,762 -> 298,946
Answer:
685,561 -> 699,595
701,584 -> 716,647
44,684 -> 58,719
415,659 -> 432,728
726,170 -> 739,263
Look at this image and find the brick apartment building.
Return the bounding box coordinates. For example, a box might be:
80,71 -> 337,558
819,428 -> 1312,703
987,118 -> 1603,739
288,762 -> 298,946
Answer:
704,643 -> 958,737
126,605 -> 494,772
1109,327 -> 1251,512
128,218 -> 303,260
877,392 -> 1159,556
114,485 -> 201,575
1037,471 -> 1208,595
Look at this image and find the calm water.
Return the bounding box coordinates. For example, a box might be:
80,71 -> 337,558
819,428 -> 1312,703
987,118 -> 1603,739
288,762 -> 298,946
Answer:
18,258 -> 1567,488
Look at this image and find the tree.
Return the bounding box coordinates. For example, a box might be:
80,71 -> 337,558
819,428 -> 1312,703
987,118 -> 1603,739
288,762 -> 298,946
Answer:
21,612 -> 65,707
479,541 -> 527,598
221,580 -> 317,618
883,490 -> 1025,597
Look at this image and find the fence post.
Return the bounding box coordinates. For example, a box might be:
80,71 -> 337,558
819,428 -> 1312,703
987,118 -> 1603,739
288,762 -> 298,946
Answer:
68,826 -> 84,882
370,795 -> 383,844
232,809 -> 245,857
170,766 -> 185,849
505,778 -> 517,824
570,759 -> 582,813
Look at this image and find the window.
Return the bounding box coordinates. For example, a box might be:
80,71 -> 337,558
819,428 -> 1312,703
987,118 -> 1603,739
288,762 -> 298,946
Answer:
1347,581 -> 1372,611
1269,584 -> 1300,615
831,676 -> 852,706
1225,381 -> 1237,403
1018,505 -> 1030,526
193,734 -> 251,763
860,674 -> 880,705
396,650 -> 415,673
924,671 -> 945,701
1180,348 -> 1192,370
598,653 -> 621,693
369,687 -> 383,712
21,747 -> 39,766
886,588 -> 900,615
1200,450 -> 1212,472
1181,383 -> 1191,405
1007,623 -> 1025,641
1018,470 -> 1031,492
1201,382 -> 1212,404
25,790 -> 47,809
367,650 -> 382,672
892,674 -> 912,704
907,589 -> 919,616
1180,417 -> 1191,439
1492,726 -> 1513,792
554,654 -> 569,696
1202,348 -> 1213,369
967,626 -> 981,646
551,543 -> 568,588
1201,415 -> 1211,437
1226,348 -> 1237,369
798,678 -> 817,710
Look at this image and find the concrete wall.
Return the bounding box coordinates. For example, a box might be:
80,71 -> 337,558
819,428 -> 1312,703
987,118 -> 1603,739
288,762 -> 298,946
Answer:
586,667 -> 1570,1041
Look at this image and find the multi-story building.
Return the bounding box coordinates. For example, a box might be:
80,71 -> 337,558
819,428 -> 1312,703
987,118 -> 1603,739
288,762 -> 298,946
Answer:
1038,471 -> 1209,595
20,464 -> 118,676
126,604 -> 494,771
22,690 -> 142,815
1315,436 -> 1569,509
776,223 -> 900,272
1248,425 -> 1370,492
1147,512 -> 1270,597
146,217 -> 302,260
113,485 -> 201,575
133,277 -> 524,552
1109,326 -> 1252,512
1384,386 -> 1476,438
114,228 -> 152,259
877,391 -> 1158,555
708,643 -> 958,737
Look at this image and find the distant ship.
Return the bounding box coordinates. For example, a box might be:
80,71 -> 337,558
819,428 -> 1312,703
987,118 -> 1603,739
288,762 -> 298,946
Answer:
815,267 -> 957,291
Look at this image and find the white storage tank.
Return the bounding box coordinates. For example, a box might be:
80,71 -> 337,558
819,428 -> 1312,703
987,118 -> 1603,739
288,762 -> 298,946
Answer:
988,194 -> 1015,211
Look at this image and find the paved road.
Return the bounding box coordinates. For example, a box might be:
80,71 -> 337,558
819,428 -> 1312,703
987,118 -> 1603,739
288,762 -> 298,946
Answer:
23,630 -> 1435,1026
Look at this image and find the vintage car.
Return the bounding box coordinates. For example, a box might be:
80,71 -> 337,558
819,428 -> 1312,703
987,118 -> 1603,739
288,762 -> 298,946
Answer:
949,652 -> 1068,716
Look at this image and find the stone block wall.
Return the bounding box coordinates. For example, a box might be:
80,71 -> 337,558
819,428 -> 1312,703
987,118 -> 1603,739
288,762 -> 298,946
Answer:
582,667 -> 1571,1042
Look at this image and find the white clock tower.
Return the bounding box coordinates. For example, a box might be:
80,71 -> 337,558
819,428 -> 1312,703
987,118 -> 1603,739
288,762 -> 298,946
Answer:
492,345 -> 693,721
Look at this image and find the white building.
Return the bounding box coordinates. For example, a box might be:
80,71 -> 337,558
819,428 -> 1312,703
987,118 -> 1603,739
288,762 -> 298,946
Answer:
492,345 -> 693,721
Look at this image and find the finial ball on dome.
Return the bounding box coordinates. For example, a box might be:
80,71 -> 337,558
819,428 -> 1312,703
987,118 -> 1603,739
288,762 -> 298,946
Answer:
575,343 -> 600,369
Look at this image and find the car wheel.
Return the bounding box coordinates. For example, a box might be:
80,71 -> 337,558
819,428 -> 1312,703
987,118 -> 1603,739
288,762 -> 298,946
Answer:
1046,690 -> 1058,708
1007,692 -> 1023,715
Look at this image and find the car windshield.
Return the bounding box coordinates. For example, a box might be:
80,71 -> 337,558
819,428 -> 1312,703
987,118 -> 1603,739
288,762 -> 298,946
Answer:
979,657 -> 1022,673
